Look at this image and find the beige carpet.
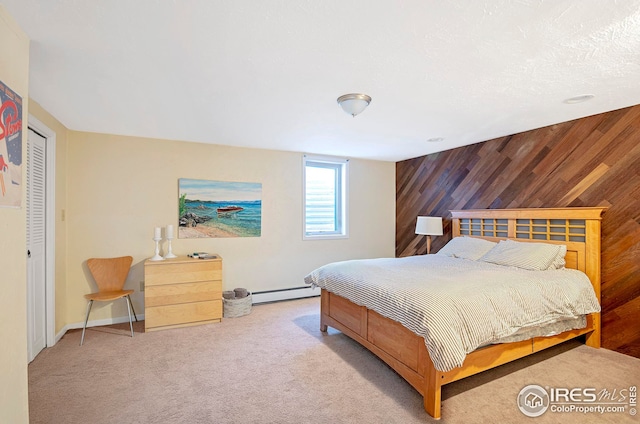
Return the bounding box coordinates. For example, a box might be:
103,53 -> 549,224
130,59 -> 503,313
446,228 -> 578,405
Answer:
29,297 -> 639,424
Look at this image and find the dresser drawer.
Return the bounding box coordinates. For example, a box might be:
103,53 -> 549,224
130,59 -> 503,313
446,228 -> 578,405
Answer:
145,259 -> 221,286
146,300 -> 222,329
145,281 -> 222,307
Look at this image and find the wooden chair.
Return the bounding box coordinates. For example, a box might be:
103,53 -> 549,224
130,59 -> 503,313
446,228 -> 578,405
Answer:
80,256 -> 138,346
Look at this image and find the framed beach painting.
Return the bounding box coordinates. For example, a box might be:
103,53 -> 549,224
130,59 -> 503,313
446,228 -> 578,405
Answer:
178,178 -> 262,238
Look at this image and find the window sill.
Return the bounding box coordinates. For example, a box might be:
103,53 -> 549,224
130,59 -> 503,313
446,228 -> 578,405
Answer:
303,234 -> 349,241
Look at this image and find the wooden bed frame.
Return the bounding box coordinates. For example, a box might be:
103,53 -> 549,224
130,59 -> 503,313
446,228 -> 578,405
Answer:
319,207 -> 605,420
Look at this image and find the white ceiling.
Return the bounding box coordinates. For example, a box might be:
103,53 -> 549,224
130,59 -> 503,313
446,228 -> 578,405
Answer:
4,1 -> 640,162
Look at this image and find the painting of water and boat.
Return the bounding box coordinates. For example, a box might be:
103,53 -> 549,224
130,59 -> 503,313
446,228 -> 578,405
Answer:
178,178 -> 262,238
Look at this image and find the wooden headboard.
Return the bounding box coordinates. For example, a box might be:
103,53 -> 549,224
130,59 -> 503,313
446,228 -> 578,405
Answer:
450,207 -> 606,303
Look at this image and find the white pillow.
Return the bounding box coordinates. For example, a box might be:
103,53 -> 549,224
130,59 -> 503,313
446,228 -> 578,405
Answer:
436,236 -> 497,261
478,239 -> 564,271
548,244 -> 567,270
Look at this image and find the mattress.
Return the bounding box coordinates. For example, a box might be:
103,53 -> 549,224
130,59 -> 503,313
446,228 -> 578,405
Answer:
488,315 -> 586,345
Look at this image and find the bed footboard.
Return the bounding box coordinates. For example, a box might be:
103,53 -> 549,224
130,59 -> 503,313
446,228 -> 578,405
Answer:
320,289 -> 444,419
320,288 -> 599,420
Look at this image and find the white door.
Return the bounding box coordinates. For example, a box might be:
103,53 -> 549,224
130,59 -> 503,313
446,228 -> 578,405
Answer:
27,128 -> 47,362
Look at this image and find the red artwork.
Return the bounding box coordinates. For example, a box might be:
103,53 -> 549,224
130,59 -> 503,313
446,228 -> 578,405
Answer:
0,79 -> 23,207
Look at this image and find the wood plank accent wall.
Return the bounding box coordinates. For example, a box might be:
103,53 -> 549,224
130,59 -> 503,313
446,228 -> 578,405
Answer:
396,104 -> 640,358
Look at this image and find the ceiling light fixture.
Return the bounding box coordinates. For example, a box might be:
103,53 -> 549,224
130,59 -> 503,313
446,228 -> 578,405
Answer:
427,137 -> 444,142
563,94 -> 595,104
337,93 -> 372,117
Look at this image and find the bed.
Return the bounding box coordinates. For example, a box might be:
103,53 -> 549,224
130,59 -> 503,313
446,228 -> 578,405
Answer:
304,207 -> 605,420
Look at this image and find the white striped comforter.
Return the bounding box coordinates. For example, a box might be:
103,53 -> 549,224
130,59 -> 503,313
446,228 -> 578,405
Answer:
304,255 -> 600,372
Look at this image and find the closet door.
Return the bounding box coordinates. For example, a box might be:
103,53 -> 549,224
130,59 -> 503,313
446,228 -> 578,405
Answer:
27,128 -> 47,362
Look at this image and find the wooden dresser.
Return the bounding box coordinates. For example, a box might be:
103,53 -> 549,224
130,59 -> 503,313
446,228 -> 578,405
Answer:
144,255 -> 223,332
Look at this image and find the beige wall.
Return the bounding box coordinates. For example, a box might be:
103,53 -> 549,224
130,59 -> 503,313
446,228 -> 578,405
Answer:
0,6 -> 30,424
28,100 -> 69,333
66,131 -> 395,324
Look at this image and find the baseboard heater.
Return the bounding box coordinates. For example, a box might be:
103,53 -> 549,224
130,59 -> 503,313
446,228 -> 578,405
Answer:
251,285 -> 319,304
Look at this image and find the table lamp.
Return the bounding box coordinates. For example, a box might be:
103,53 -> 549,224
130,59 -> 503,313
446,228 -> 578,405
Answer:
415,216 -> 443,254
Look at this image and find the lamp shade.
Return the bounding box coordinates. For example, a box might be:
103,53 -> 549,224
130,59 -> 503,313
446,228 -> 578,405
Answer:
337,93 -> 371,117
415,216 -> 443,236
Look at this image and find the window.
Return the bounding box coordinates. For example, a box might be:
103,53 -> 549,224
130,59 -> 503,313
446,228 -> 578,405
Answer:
303,155 -> 349,239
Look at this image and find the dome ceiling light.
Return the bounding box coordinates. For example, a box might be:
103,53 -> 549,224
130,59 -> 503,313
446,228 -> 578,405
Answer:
337,93 -> 372,117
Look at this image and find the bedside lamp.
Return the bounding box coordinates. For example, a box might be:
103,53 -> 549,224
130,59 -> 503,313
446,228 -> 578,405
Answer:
415,216 -> 443,254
